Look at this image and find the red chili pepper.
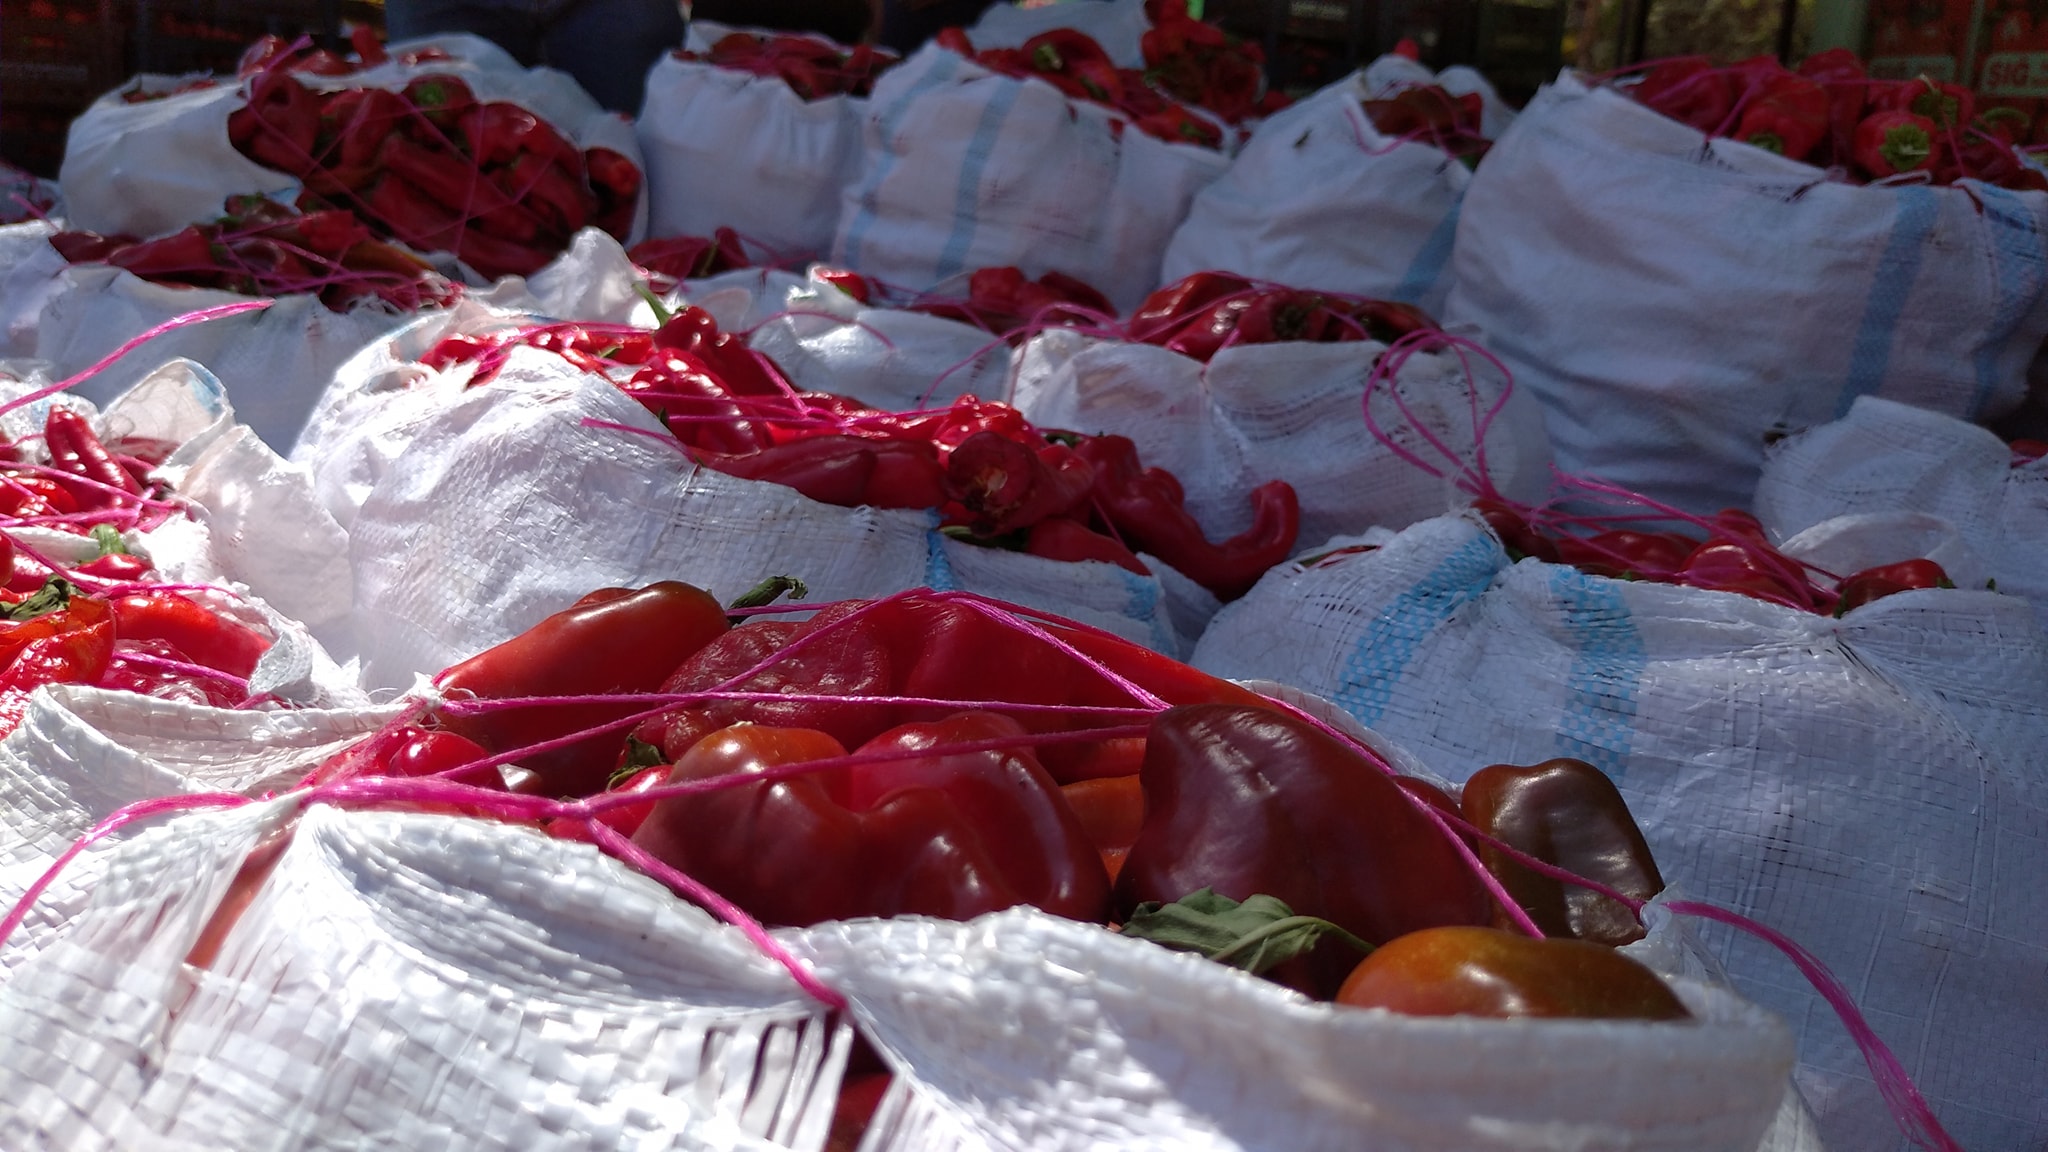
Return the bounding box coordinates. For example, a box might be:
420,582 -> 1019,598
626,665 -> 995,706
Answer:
435,582 -> 730,797
105,226 -> 225,286
1675,539 -> 1815,610
1025,517 -> 1150,575
935,27 -> 976,57
1552,529 -> 1695,581
488,153 -> 591,238
71,552 -> 153,582
584,147 -> 643,242
1834,558 -> 1954,614
109,589 -> 272,678
401,74 -> 476,136
44,409 -> 143,513
1630,56 -> 1736,134
355,172 -> 465,252
630,713 -> 1112,927
100,638 -> 249,707
1853,109 -> 1938,178
1073,434 -> 1298,601
1115,703 -> 1495,997
48,231 -> 139,264
0,474 -> 79,520
945,432 -> 1096,536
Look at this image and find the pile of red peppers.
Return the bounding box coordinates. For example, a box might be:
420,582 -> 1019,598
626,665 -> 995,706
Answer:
1128,270 -> 1440,360
674,32 -> 900,100
1625,51 -> 2048,189
227,63 -> 642,279
417,307 -> 1301,600
0,409 -> 277,731
50,195 -> 460,314
625,228 -> 754,288
1139,0 -> 1284,125
1362,84 -> 1492,166
934,25 -> 1228,148
324,583 -> 1672,1016
1475,498 -> 1959,615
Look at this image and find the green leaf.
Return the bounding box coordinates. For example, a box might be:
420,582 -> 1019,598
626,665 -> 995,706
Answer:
90,523 -> 129,557
1119,888 -> 1373,976
2,577 -> 74,623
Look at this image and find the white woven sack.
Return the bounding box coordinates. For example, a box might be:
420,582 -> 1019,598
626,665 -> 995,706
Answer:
0,801 -> 844,1152
745,269 -> 1013,411
637,24 -> 868,261
0,221 -> 69,360
0,686 -> 398,982
332,350 -> 1208,686
1191,512 -> 2048,1151
59,33 -> 646,246
1160,67 -> 1479,316
833,43 -> 1230,313
1359,54 -> 1515,139
30,262 -> 415,451
1010,328 -> 1551,544
1756,395 -> 2048,623
1444,72 -> 2048,516
964,0 -> 1152,68
0,795 -> 1793,1152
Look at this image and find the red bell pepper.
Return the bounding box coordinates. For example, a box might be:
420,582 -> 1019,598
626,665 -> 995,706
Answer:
435,581 -> 731,797
1834,558 -> 1954,614
1461,757 -> 1665,947
1115,703 -> 1495,997
401,74 -> 476,136
1853,109 -> 1938,178
945,432 -> 1096,537
629,712 -> 1112,927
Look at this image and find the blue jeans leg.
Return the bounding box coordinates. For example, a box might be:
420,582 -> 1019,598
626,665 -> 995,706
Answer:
541,0 -> 687,114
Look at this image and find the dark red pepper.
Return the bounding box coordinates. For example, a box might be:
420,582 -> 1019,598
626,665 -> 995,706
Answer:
1834,558 -> 1954,614
1074,434 -> 1298,601
44,409 -> 143,513
1460,757 -> 1664,947
1114,703 -> 1495,997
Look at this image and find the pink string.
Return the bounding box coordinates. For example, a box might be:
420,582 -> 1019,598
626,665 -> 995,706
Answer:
0,792 -> 251,953
0,301 -> 272,419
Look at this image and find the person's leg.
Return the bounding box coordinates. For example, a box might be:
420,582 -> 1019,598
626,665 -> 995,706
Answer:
540,0 -> 687,113
384,0 -> 545,67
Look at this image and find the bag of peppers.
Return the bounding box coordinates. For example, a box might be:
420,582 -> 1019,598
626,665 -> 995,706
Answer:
1162,64 -> 1498,317
59,33 -> 646,282
21,201 -> 459,450
1010,272 -> 1551,549
745,264 -> 1117,413
1193,485 -> 2048,1151
291,305 -> 1293,686
0,583 -> 1829,1149
1757,394 -> 2048,622
638,23 -> 898,262
1443,67 -> 2048,518
831,36 -> 1231,313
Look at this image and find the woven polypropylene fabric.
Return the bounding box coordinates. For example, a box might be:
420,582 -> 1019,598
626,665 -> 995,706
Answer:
799,908 -> 1790,1151
1191,511 -> 2048,1150
1445,73 -> 2048,517
744,272 -> 1014,414
0,686 -> 400,980
1757,395 -> 2048,626
1010,329 -> 1551,546
832,43 -> 1229,313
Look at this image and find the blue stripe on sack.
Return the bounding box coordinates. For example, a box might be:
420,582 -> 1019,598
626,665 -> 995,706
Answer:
923,527 -> 960,592
1969,185 -> 2048,419
839,52 -> 962,269
1117,570 -> 1176,654
1836,185 -> 1941,419
933,80 -> 1023,284
1392,194 -> 1463,306
1330,533 -> 1503,728
1548,566 -> 1647,781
